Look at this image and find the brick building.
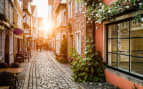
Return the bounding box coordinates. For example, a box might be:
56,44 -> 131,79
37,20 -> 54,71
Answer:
48,0 -> 143,88
0,0 -> 15,64
54,0 -> 67,55
67,0 -> 93,60
13,0 -> 24,59
48,0 -> 68,55
0,0 -> 38,64
94,0 -> 143,89
23,0 -> 33,52
31,5 -> 38,50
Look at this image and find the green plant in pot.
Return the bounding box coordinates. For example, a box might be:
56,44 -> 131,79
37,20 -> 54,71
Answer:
71,38 -> 106,82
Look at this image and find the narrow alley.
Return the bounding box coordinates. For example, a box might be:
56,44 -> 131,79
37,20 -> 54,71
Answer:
17,51 -> 116,89
1,0 -> 143,89
23,51 -> 81,89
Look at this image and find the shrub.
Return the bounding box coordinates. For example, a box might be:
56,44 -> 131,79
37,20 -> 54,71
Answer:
57,35 -> 68,63
56,55 -> 68,63
71,39 -> 106,82
60,35 -> 67,57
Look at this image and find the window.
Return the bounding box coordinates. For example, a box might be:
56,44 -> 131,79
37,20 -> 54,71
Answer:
9,4 -> 13,24
107,19 -> 143,76
75,32 -> 81,54
17,0 -> 23,8
0,0 -> 4,14
5,0 -> 8,18
75,0 -> 81,13
68,1 -> 72,18
68,1 -> 71,18
70,1 -> 72,18
0,32 -> 2,56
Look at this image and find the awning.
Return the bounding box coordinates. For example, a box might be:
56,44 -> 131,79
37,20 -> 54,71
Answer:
14,34 -> 23,39
0,20 -> 11,31
13,28 -> 23,35
0,13 -> 11,30
25,35 -> 32,39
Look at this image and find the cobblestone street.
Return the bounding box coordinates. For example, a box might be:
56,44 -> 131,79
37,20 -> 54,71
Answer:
20,51 -> 116,89
23,51 -> 82,89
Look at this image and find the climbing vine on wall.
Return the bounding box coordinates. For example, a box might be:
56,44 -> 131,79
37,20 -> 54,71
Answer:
82,0 -> 143,23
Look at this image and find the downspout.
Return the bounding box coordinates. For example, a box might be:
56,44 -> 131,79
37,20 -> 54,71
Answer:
92,21 -> 95,51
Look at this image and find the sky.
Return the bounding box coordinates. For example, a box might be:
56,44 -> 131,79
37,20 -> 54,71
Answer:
32,0 -> 53,37
32,0 -> 49,18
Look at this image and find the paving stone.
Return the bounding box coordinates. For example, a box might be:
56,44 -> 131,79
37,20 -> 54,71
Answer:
20,51 -> 117,89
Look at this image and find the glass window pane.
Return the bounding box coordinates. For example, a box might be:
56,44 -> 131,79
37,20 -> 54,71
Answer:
118,55 -> 129,71
108,24 -> 118,38
108,39 -> 117,53
131,39 -> 143,57
118,39 -> 129,55
108,53 -> 117,67
131,20 -> 143,37
131,57 -> 143,75
118,21 -> 129,38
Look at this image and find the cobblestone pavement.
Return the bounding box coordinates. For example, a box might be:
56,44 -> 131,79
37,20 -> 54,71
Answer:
22,51 -> 117,89
24,51 -> 82,89
47,51 -> 117,89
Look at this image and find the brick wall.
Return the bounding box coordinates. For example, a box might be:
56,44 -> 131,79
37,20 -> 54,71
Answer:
67,0 -> 93,58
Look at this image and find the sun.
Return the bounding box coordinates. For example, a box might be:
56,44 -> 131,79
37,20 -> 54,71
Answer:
42,19 -> 51,33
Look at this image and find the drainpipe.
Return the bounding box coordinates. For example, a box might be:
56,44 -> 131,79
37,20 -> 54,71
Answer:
92,21 -> 95,51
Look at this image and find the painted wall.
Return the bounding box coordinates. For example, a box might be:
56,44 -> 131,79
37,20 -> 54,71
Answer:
102,0 -> 116,5
95,24 -> 103,57
105,70 -> 143,89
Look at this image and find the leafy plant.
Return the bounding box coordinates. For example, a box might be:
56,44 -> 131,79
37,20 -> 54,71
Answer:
57,35 -> 68,63
60,35 -> 67,57
82,0 -> 143,23
71,38 -> 106,82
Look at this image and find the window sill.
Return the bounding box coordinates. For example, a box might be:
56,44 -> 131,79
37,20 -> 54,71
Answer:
106,66 -> 143,85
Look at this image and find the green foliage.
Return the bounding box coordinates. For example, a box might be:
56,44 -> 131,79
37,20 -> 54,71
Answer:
82,0 -> 143,23
57,35 -> 68,63
60,35 -> 67,57
71,39 -> 106,82
132,84 -> 138,89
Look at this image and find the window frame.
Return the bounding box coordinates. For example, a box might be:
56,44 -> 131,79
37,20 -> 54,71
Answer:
106,17 -> 143,77
0,31 -> 2,57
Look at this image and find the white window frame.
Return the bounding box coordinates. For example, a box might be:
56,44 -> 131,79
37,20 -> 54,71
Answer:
75,31 -> 81,54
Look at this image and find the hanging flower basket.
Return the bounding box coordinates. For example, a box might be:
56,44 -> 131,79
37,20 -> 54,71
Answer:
13,28 -> 23,35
